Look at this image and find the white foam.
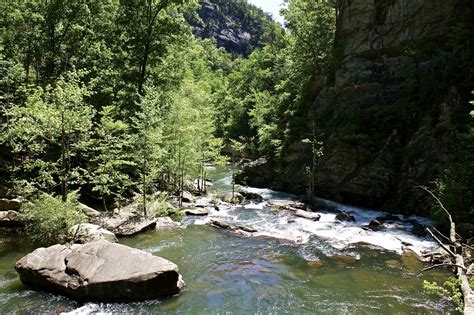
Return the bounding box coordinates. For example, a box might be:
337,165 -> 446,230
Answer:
189,190 -> 438,256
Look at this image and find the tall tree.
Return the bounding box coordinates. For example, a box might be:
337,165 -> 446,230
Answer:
4,70 -> 94,200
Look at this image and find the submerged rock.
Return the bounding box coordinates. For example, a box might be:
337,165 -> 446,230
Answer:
68,224 -> 117,244
306,259 -> 324,268
294,210 -> 321,221
15,240 -> 184,301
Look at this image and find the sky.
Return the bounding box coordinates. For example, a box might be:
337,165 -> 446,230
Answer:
248,0 -> 286,25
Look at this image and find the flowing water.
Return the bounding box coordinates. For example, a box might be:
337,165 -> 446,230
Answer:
0,167 -> 458,314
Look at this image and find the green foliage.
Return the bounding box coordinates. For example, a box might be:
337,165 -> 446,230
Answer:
4,70 -> 94,199
89,105 -> 135,210
434,92 -> 474,227
19,192 -> 85,245
148,193 -> 185,221
423,277 -> 463,311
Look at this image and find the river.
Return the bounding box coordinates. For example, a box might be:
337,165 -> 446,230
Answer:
0,167 -> 457,314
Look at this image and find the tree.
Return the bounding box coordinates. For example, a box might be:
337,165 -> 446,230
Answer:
132,87 -> 165,216
4,70 -> 94,200
89,105 -> 135,211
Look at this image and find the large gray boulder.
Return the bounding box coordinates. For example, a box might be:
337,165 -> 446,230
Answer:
68,224 -> 118,244
15,240 -> 184,301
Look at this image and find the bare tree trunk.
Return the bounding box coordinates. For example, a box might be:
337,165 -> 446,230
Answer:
420,186 -> 473,314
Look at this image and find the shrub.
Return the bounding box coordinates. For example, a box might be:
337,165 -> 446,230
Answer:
19,192 -> 85,245
149,193 -> 185,221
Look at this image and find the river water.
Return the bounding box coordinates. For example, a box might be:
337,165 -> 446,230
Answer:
0,167 -> 458,314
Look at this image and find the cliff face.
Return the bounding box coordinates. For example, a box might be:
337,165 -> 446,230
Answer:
311,0 -> 474,212
189,0 -> 279,56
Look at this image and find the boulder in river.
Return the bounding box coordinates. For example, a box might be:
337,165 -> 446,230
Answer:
411,222 -> 427,237
15,240 -> 184,301
184,208 -> 209,216
156,217 -> 182,229
209,219 -> 257,237
220,192 -> 244,204
294,210 -> 321,221
335,211 -> 356,222
239,191 -> 264,203
102,213 -> 157,236
68,224 -> 118,244
366,219 -> 383,231
268,200 -> 306,212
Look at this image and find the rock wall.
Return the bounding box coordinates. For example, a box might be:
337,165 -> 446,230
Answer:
245,0 -> 474,214
313,0 -> 474,212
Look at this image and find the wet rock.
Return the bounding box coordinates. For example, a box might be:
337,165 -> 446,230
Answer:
220,192 -> 244,204
209,219 -> 256,237
155,217 -> 181,229
366,219 -> 383,231
294,210 -> 321,221
68,224 -> 117,244
239,191 -> 264,203
0,198 -> 22,210
0,210 -> 23,227
184,208 -> 209,216
411,222 -> 427,237
268,200 -> 306,212
15,240 -> 184,301
335,211 -> 356,222
102,213 -> 157,236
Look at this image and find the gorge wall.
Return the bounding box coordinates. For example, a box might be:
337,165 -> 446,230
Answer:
242,0 -> 474,214
315,0 -> 474,213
